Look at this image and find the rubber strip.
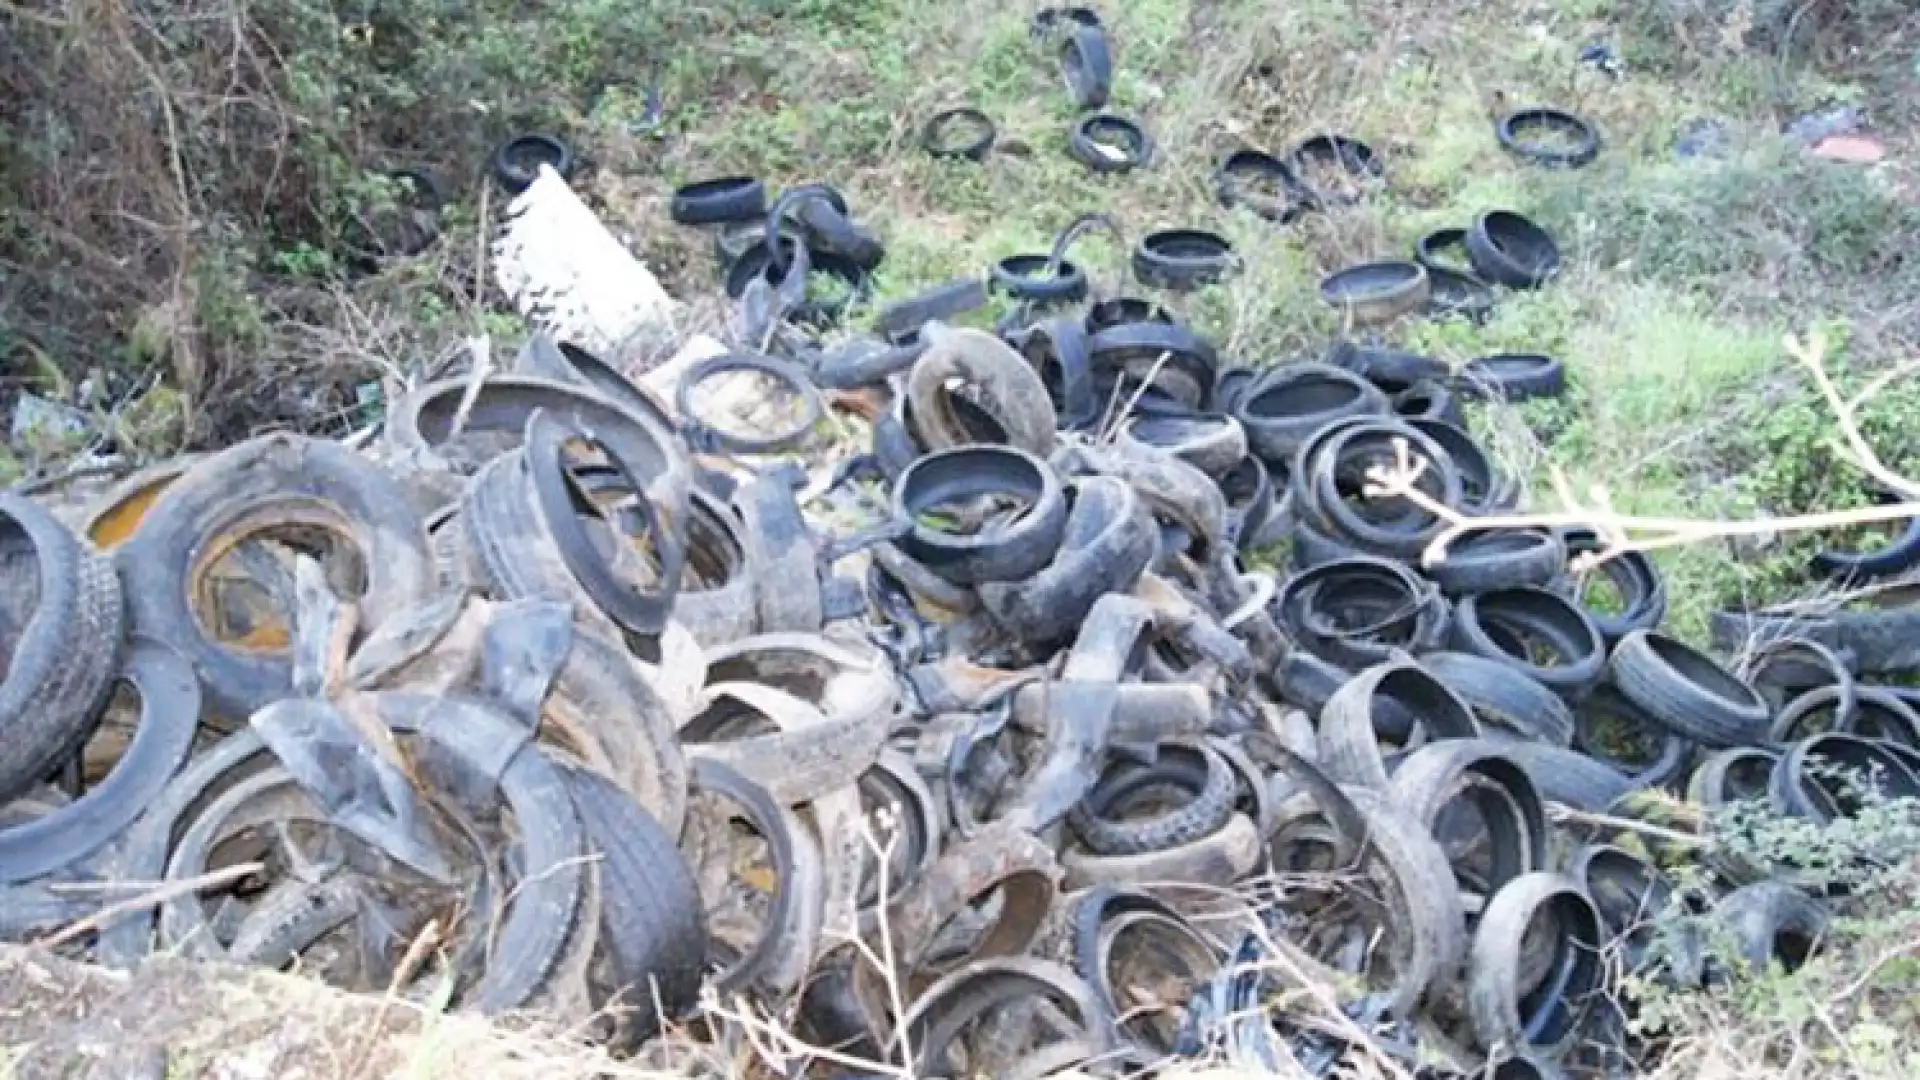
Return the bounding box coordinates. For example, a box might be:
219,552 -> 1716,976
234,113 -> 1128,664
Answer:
1497,107 -> 1601,168
977,475 -> 1155,645
892,444 -> 1068,586
874,279 -> 988,344
1610,629 -> 1770,748
922,107 -> 996,160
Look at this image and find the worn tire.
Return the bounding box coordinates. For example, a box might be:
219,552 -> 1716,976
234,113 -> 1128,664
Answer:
0,494 -> 125,802
117,434 -> 432,723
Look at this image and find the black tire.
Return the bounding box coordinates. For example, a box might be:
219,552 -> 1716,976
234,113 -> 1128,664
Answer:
670,176 -> 767,225
1391,379 -> 1466,428
1555,526 -> 1668,643
1451,586 -> 1607,699
1068,114 -> 1153,173
1426,528 -> 1567,596
1496,107 -> 1601,168
1421,651 -> 1576,746
0,637 -> 194,884
1496,742 -> 1636,811
1233,362 -> 1388,465
921,108 -> 997,161
118,434 -> 432,724
989,253 -> 1090,305
1459,353 -> 1567,400
492,133 -> 576,194
554,759 -> 706,1045
1609,630 -> 1771,748
1465,211 -> 1561,289
1059,24 -> 1112,109
1466,873 -> 1604,1057
1068,742 -> 1238,856
0,494 -> 124,803
1132,229 -> 1236,292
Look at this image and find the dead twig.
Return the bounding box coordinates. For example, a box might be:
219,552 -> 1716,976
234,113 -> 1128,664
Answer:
38,861 -> 265,949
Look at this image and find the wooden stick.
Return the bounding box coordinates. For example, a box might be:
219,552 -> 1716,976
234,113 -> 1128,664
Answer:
39,861 -> 265,949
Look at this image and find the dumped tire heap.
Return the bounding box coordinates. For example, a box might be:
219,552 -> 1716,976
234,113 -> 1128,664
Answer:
5,277 -> 1918,1078
6,34 -> 1919,1080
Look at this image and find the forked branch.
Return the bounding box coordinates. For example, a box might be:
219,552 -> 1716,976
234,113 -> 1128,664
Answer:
1363,331 -> 1920,571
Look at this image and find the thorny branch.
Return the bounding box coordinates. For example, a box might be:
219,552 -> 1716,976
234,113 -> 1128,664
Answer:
1363,331 -> 1920,571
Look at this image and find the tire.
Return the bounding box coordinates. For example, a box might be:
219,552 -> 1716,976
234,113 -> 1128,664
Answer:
1464,211 -> 1561,289
555,759 -> 706,1045
492,133 -> 576,194
118,434 -> 432,724
1466,873 -> 1603,1056
670,176 -> 767,225
1609,630 -> 1771,748
1059,25 -> 1112,109
1421,651 -> 1576,746
1451,586 -> 1607,699
1425,528 -> 1567,596
0,637 -> 197,884
1459,353 -> 1567,400
0,493 -> 124,802
1068,742 -> 1238,856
